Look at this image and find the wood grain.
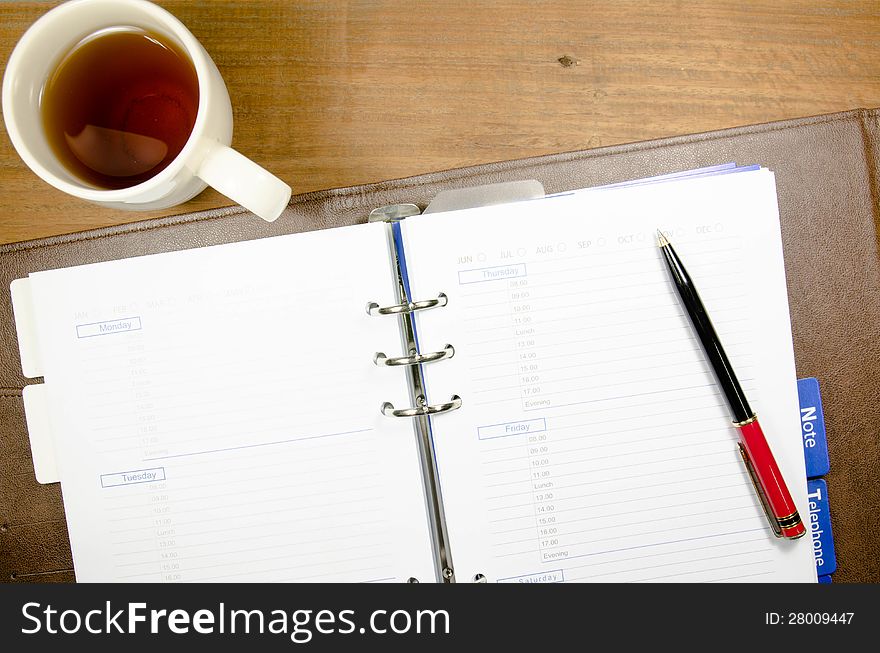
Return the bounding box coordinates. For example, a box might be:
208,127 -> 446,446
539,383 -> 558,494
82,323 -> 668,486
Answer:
1,0 -> 879,244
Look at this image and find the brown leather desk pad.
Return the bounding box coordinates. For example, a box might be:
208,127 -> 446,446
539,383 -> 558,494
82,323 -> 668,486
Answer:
2,108 -> 878,582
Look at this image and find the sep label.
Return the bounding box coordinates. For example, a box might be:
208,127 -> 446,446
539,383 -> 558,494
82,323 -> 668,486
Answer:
797,377 -> 829,478
806,479 -> 836,576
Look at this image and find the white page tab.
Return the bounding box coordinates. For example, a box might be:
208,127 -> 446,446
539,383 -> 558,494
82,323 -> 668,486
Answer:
22,383 -> 59,484
10,278 -> 43,378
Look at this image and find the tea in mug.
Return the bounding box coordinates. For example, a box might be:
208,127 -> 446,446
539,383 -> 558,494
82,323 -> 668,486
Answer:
41,27 -> 199,189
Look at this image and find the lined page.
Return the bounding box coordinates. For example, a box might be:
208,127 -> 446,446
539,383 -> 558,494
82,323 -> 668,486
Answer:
27,222 -> 436,583
402,169 -> 816,583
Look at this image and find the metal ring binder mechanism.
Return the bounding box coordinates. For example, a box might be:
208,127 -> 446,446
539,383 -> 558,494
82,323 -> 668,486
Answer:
374,344 -> 455,367
381,394 -> 463,417
366,293 -> 447,316
368,287 -> 461,418
368,203 -> 465,583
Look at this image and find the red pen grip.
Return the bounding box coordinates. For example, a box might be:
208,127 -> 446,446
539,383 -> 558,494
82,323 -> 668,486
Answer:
738,418 -> 806,539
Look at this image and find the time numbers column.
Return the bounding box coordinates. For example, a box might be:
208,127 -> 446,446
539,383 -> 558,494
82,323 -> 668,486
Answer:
507,277 -> 547,411
507,272 -> 571,564
526,429 -> 564,560
95,336 -> 182,581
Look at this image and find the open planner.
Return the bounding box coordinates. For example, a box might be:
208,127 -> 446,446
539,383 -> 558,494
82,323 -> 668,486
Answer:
11,165 -> 816,583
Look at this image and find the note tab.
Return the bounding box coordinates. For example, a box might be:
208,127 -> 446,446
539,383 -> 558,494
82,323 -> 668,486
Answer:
797,377 -> 830,478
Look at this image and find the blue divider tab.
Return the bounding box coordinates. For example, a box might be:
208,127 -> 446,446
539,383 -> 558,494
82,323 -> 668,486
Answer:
807,478 -> 837,576
797,377 -> 830,478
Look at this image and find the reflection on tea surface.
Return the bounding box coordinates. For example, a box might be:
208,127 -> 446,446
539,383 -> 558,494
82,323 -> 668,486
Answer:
41,27 -> 199,189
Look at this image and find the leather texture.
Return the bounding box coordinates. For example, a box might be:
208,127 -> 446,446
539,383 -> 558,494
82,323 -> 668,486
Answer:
1,108 -> 878,582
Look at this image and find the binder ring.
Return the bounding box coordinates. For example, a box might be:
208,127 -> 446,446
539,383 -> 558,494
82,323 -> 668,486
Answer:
366,293 -> 447,316
381,394 -> 462,418
374,345 -> 455,367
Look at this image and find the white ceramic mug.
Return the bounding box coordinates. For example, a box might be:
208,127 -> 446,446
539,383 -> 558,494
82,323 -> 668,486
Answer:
2,0 -> 291,222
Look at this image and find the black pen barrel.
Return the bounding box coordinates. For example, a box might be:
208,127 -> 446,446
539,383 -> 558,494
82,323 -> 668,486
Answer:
660,243 -> 753,424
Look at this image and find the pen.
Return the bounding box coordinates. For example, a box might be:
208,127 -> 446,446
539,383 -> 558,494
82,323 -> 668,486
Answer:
656,230 -> 806,539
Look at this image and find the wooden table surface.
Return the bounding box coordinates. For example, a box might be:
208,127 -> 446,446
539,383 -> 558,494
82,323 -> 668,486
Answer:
1,0 -> 879,245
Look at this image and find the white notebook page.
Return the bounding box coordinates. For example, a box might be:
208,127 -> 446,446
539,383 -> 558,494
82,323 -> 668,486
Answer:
403,169 -> 816,582
27,222 -> 436,583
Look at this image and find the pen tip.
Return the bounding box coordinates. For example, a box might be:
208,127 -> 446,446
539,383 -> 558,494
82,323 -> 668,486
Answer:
656,229 -> 670,247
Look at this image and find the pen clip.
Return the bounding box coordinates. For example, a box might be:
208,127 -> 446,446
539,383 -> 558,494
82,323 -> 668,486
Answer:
736,443 -> 783,538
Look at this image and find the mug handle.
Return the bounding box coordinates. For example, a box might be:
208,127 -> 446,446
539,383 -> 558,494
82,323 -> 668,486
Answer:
196,142 -> 292,222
